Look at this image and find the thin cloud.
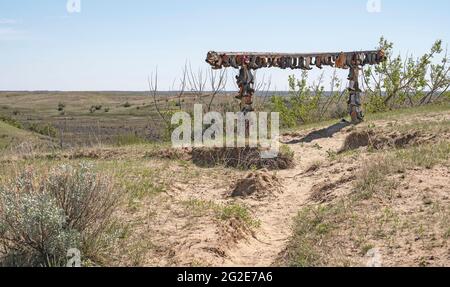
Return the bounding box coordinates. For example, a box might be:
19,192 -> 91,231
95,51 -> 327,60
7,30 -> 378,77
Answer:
0,18 -> 18,24
0,27 -> 18,34
0,27 -> 25,41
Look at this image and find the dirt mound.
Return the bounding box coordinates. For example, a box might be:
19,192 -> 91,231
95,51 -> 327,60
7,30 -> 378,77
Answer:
68,148 -> 124,160
231,169 -> 283,198
340,130 -> 437,152
217,218 -> 253,247
145,147 -> 192,161
309,175 -> 356,203
192,147 -> 295,170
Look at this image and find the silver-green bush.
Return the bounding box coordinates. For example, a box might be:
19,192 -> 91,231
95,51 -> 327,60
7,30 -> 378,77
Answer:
0,163 -> 120,266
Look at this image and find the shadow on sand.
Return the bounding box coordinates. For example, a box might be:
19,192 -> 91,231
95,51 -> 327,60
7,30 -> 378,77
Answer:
283,120 -> 352,144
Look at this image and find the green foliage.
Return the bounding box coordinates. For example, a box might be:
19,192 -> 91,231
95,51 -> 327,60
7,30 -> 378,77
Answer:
270,72 -> 323,128
270,95 -> 296,128
28,122 -> 58,138
0,115 -> 22,129
57,102 -> 65,111
89,105 -> 103,113
217,203 -> 260,228
364,92 -> 388,114
183,199 -> 261,230
364,37 -> 449,111
270,70 -> 349,128
0,163 -> 120,266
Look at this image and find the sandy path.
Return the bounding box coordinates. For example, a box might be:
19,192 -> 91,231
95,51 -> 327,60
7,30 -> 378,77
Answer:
217,125 -> 351,266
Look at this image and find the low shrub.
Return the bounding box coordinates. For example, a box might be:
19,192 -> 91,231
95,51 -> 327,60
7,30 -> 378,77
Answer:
0,162 -> 120,266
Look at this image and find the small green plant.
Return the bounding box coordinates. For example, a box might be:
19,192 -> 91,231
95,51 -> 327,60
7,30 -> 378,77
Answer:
182,199 -> 260,229
123,102 -> 132,108
280,144 -> 294,159
217,203 -> 260,228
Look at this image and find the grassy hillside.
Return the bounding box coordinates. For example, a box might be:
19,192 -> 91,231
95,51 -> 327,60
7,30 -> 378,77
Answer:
0,120 -> 53,152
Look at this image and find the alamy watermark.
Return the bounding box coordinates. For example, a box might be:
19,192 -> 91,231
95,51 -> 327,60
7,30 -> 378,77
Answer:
365,248 -> 382,267
66,248 -> 81,267
367,0 -> 382,13
67,0 -> 81,13
171,105 -> 280,159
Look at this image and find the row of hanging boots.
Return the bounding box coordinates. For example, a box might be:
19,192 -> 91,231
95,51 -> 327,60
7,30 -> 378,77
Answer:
206,50 -> 385,70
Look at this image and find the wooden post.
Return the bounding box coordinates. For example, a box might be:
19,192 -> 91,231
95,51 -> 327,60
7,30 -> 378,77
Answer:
348,66 -> 363,124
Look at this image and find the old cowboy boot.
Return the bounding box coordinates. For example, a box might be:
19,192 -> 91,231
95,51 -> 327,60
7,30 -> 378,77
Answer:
285,57 -> 291,69
347,68 -> 354,82
236,55 -> 244,67
260,57 -> 268,68
271,57 -> 279,67
348,95 -> 363,124
304,57 -> 313,70
355,53 -> 364,66
282,57 -> 287,68
376,49 -> 385,63
254,57 -> 262,69
335,52 -> 346,69
222,55 -> 230,68
363,53 -> 370,65
315,55 -> 323,69
275,57 -> 282,68
249,56 -> 258,69
324,54 -> 334,67
290,57 -> 297,69
242,69 -> 255,113
345,53 -> 354,68
348,69 -> 362,92
206,51 -> 221,69
370,52 -> 377,65
230,56 -> 239,69
298,57 -> 305,69
235,67 -> 246,99
293,57 -> 300,69
213,56 -> 223,69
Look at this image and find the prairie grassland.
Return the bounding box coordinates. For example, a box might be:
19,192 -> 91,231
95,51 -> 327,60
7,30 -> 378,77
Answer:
0,93 -> 449,266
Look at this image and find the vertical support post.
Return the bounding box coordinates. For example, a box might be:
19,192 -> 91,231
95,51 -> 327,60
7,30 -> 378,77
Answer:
236,65 -> 255,114
348,65 -> 363,124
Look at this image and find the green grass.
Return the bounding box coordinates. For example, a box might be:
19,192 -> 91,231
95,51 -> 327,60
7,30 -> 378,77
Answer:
218,203 -> 261,228
182,199 -> 260,229
284,202 -> 346,267
114,134 -> 147,146
364,102 -> 450,121
0,120 -> 48,150
282,140 -> 450,267
281,102 -> 450,135
95,160 -> 168,210
394,142 -> 450,169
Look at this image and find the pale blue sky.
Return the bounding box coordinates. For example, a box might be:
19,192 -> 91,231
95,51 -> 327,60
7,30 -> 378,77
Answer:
0,0 -> 449,91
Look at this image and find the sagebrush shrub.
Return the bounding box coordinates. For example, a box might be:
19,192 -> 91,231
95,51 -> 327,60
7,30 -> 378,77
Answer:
0,163 -> 120,266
